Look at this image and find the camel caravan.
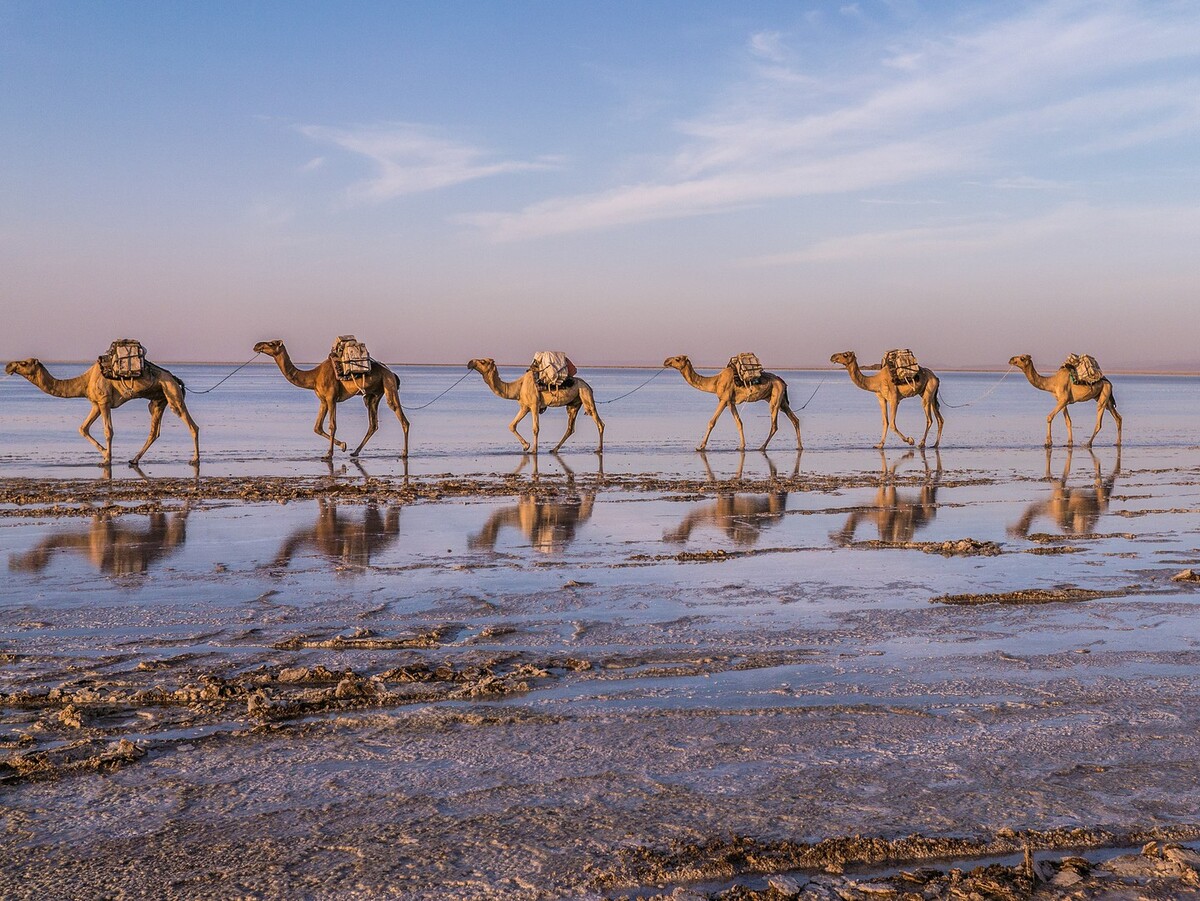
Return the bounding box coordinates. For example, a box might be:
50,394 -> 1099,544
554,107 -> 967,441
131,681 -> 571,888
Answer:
5,338 -> 1125,464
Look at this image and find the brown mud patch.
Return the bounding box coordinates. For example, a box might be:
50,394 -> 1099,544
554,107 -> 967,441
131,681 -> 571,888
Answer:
847,538 -> 1002,556
605,827 -> 1200,897
931,586 -> 1137,606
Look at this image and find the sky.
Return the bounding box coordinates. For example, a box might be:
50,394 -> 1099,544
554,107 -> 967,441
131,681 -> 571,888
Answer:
1,0 -> 1198,369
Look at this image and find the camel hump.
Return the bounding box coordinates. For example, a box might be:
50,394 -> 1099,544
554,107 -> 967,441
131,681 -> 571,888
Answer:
330,335 -> 372,379
1063,353 -> 1104,384
99,339 -> 147,379
531,351 -> 575,388
728,352 -> 764,387
883,348 -> 920,383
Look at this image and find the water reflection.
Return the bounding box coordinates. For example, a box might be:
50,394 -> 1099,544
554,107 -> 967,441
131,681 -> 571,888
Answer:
469,492 -> 597,554
9,509 -> 189,576
834,449 -> 942,544
272,499 -> 402,573
1009,447 -> 1121,537
665,492 -> 788,547
698,449 -> 801,481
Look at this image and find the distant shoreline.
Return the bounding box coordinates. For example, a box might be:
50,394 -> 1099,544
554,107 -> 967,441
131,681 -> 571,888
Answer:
24,360 -> 1200,376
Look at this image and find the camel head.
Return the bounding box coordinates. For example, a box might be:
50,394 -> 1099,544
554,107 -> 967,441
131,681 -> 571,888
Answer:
5,358 -> 39,377
663,355 -> 690,370
830,351 -> 856,368
1008,354 -> 1032,368
466,358 -> 495,373
253,340 -> 285,356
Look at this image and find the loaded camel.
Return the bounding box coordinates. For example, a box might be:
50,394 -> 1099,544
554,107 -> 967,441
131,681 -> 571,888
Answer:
253,340 -> 410,459
1008,355 -> 1121,447
829,351 -> 943,448
662,356 -> 802,451
4,357 -> 200,465
466,359 -> 604,455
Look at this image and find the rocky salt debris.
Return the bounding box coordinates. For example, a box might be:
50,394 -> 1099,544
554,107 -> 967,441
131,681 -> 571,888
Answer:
1172,568 -> 1200,583
851,538 -> 1002,556
932,585 -> 1135,606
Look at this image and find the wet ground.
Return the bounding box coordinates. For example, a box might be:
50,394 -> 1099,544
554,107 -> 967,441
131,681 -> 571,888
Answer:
3,438 -> 1200,897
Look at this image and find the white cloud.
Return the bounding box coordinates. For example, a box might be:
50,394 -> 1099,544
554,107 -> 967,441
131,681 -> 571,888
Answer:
298,122 -> 557,202
298,156 -> 325,173
462,2 -> 1200,241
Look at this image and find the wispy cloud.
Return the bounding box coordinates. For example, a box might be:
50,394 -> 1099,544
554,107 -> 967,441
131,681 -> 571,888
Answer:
299,122 -> 558,202
463,2 -> 1200,241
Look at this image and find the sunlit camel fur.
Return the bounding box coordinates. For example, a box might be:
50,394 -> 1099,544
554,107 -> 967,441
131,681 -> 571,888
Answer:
1008,354 -> 1122,448
8,509 -> 189,576
272,499 -> 401,572
829,351 -> 943,449
253,340 -> 410,459
468,492 -> 596,554
1009,447 -> 1120,538
663,355 -> 801,452
5,358 -> 200,466
834,449 -> 942,544
466,358 -> 603,455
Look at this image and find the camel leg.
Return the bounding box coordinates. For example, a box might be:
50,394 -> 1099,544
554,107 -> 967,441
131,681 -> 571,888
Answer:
324,403 -> 339,460
888,397 -> 914,446
1062,406 -> 1074,447
1109,398 -> 1123,446
351,394 -> 380,457
760,400 -> 780,451
1044,399 -> 1069,447
384,379 -> 410,458
100,405 -> 115,464
552,404 -> 579,453
314,401 -> 348,454
162,381 -> 200,463
79,404 -> 107,456
698,399 -> 728,451
782,399 -> 802,450
577,384 -> 604,453
729,401 -> 746,450
130,398 -> 167,465
508,407 -> 532,452
930,391 -> 944,448
530,405 -> 540,455
875,395 -> 889,449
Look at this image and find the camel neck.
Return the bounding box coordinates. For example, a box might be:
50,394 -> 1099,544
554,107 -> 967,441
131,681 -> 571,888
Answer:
273,346 -> 321,389
1019,361 -> 1053,391
477,366 -> 522,401
25,363 -> 91,399
678,361 -> 721,393
843,359 -> 877,392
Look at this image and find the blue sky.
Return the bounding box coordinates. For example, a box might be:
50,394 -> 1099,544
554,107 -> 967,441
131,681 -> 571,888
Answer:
2,1 -> 1198,368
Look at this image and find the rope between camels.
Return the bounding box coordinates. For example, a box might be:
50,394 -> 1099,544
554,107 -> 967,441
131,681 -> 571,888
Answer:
595,367 -> 667,404
795,377 -> 828,411
189,353 -> 264,395
940,366 -> 1016,409
404,371 -> 474,411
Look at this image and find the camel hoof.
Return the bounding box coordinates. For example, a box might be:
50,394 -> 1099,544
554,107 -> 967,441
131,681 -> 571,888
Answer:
350,451 -> 360,458
905,438 -> 915,446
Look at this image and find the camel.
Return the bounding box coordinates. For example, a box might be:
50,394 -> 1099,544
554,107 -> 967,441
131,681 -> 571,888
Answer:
1009,447 -> 1120,538
662,356 -> 802,451
253,340 -> 410,459
1008,354 -> 1122,447
833,449 -> 941,545
466,359 -> 604,455
829,351 -> 944,448
9,508 -> 189,576
4,358 -> 200,465
468,491 -> 596,554
272,500 -> 401,573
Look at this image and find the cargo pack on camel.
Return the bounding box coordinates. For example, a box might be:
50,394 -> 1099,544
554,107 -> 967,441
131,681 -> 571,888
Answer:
531,351 -> 576,389
99,339 -> 147,380
330,335 -> 373,380
1063,353 -> 1103,385
884,348 -> 921,384
727,352 -> 764,387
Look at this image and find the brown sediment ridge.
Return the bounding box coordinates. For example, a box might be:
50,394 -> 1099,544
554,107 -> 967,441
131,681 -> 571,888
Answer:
0,471 -> 992,515
600,826 -> 1200,893
932,585 -> 1138,606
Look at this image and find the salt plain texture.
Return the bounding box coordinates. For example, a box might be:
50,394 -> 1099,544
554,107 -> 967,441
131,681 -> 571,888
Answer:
2,364 -> 1200,898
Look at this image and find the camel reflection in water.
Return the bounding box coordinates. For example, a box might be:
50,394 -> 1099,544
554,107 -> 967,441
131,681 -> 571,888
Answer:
9,509 -> 189,576
469,493 -> 596,554
666,450 -> 798,548
834,449 -> 942,544
272,499 -> 402,573
1009,447 -> 1120,537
